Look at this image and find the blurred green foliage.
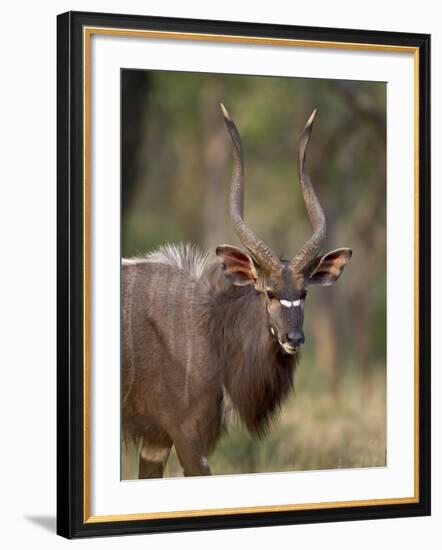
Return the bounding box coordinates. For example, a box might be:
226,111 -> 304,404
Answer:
121,70 -> 386,478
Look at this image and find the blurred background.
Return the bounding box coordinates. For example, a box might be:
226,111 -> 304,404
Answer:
121,69 -> 386,478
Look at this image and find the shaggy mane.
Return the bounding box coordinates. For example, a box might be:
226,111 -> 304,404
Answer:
203,284 -> 298,437
124,243 -> 215,281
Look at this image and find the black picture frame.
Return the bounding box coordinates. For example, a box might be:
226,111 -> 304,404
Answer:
57,10 -> 431,539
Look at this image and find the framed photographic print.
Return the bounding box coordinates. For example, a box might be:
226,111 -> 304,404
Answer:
57,11 -> 431,538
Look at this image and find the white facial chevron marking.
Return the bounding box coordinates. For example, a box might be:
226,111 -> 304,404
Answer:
280,299 -> 301,308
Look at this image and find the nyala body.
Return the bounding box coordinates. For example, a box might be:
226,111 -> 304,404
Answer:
122,107 -> 351,478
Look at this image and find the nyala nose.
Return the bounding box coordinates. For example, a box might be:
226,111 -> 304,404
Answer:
286,331 -> 305,347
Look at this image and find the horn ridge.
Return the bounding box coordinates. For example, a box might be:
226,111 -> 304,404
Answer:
292,109 -> 327,270
221,103 -> 281,272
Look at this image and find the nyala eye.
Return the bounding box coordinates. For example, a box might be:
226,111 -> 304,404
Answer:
266,291 -> 275,300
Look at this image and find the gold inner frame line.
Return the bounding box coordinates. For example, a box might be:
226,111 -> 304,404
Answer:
82,26 -> 420,524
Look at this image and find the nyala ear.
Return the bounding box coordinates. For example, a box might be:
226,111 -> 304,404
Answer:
309,248 -> 352,286
216,244 -> 258,286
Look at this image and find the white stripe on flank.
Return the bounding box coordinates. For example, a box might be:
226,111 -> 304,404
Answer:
122,268 -> 137,404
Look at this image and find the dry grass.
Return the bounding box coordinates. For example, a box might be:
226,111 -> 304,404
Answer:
122,367 -> 386,479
